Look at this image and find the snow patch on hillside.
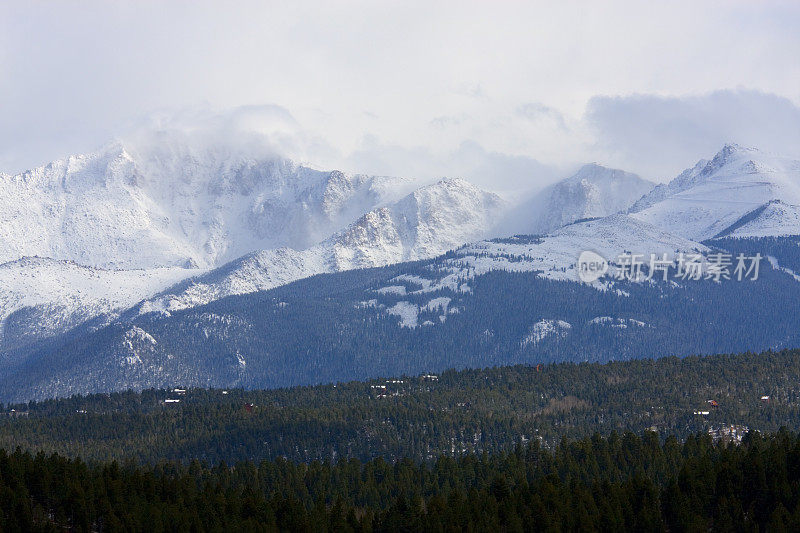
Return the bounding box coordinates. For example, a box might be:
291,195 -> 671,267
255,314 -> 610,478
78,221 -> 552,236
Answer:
726,201 -> 800,238
521,319 -> 571,347
588,317 -> 648,328
387,301 -> 419,328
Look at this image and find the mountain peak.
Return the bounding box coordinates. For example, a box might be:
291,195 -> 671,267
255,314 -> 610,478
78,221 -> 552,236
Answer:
575,162 -> 605,173
705,143 -> 760,170
497,164 -> 655,236
564,163 -> 654,188
718,142 -> 758,156
429,176 -> 476,189
629,145 -> 800,240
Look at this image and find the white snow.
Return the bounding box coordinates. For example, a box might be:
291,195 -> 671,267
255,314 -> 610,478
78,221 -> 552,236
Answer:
375,285 -> 407,295
135,179 -> 506,313
370,214 -> 708,297
392,275 -> 435,291
124,326 -> 157,346
328,178 -> 506,268
422,297 -> 451,313
120,326 -> 159,366
521,319 -> 572,347
0,258 -> 191,349
630,145 -> 800,240
0,135 -> 438,344
6,141 -> 800,349
498,163 -> 655,235
588,317 -> 648,328
766,255 -> 800,282
727,201 -> 800,238
386,301 -> 419,328
0,139 -> 414,270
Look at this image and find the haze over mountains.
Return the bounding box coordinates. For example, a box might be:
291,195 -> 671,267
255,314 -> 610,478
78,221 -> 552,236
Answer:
4,137 -> 800,401
499,163 -> 655,236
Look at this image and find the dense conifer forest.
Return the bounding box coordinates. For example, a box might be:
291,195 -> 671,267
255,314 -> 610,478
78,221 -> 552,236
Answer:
5,429 -> 800,531
2,349 -> 800,464
4,350 -> 800,530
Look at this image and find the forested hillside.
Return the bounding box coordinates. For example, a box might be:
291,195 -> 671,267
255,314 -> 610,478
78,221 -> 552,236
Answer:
4,429 -> 800,531
3,349 -> 800,465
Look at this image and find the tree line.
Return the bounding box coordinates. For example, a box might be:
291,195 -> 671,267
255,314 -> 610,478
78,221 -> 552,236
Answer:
3,349 -> 800,465
5,429 -> 800,531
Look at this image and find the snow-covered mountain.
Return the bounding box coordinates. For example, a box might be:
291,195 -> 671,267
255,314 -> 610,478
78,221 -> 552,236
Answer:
0,138 -> 413,270
7,142 -> 800,401
499,164 -> 655,235
5,214 -> 790,403
329,177 -> 505,267
136,178 -> 506,314
6,139 -> 800,375
362,214 -> 709,300
629,144 -> 800,240
0,258 -> 190,353
0,136 -> 505,347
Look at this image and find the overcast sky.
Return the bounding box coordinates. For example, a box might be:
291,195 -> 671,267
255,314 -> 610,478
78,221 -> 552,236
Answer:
1,0 -> 799,189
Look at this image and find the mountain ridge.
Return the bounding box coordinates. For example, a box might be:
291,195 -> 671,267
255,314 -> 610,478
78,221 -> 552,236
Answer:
498,163 -> 656,236
5,142 -> 800,401
629,144 -> 800,240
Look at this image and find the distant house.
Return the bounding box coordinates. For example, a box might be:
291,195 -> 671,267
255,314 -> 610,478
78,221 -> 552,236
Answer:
164,398 -> 181,403
708,424 -> 750,444
761,395 -> 770,402
172,388 -> 187,395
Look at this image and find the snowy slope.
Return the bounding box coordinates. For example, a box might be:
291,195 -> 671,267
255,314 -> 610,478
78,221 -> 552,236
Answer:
129,214 -> 711,375
0,135 -> 510,343
10,138 -> 800,358
0,258 -> 191,351
329,178 -> 505,268
499,164 -> 655,235
0,136 -> 417,346
0,138 -> 413,270
367,214 -> 709,299
354,215 -> 710,335
724,200 -> 800,238
136,179 -> 506,314
477,214 -> 708,283
629,144 -> 800,240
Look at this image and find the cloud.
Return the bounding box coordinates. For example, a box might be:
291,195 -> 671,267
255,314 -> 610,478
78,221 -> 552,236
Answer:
0,2 -> 798,186
343,136 -> 557,194
586,90 -> 800,179
430,115 -> 467,129
122,104 -> 338,164
516,103 -> 568,131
